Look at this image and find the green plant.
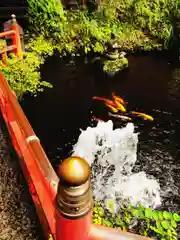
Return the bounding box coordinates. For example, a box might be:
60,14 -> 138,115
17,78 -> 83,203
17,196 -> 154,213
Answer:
26,0 -> 180,57
131,205 -> 180,240
0,36 -> 55,99
0,39 -> 6,50
93,200 -> 180,240
26,35 -> 55,57
103,58 -> 128,72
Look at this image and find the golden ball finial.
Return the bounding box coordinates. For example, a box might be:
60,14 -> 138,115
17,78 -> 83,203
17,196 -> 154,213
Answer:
57,156 -> 90,186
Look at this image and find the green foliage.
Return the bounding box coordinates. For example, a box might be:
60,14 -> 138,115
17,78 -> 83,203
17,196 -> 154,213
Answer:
26,0 -> 180,56
0,39 -> 6,50
27,0 -> 66,35
26,35 -> 55,57
93,201 -> 180,240
0,36 -> 55,99
103,58 -> 128,72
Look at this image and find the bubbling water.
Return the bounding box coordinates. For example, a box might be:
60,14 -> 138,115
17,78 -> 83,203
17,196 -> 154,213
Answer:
72,120 -> 161,212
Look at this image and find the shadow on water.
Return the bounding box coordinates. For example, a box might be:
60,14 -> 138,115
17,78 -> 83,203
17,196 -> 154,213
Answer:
21,51 -> 180,212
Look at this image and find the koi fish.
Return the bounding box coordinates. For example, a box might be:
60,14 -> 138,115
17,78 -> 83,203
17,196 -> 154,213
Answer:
112,92 -> 126,105
131,111 -> 154,121
105,103 -> 119,113
108,112 -> 132,121
93,96 -> 116,107
114,99 -> 126,112
91,116 -> 104,122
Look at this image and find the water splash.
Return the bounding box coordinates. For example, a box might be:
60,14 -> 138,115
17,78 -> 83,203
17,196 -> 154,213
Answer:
72,120 -> 161,212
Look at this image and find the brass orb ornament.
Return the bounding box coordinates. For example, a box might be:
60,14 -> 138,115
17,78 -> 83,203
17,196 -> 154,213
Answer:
57,156 -> 90,186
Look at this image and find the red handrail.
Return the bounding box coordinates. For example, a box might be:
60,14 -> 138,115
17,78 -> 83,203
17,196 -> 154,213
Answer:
0,14 -> 23,61
0,45 -> 17,54
0,30 -> 16,38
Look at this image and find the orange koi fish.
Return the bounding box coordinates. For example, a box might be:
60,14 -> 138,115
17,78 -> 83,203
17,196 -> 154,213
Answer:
105,103 -> 119,113
108,112 -> 132,121
114,99 -> 126,112
93,96 -> 116,107
112,92 -> 126,105
131,111 -> 154,121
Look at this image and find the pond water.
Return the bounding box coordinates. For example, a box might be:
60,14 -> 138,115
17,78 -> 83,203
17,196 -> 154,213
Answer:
21,51 -> 180,213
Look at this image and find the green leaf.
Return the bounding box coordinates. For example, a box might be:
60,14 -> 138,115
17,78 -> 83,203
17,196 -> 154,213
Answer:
131,209 -> 144,218
131,209 -> 140,217
173,213 -> 180,222
152,211 -> 159,220
157,211 -> 164,220
150,225 -> 164,235
171,220 -> 177,228
161,220 -> 170,229
145,208 -> 153,218
124,216 -> 131,224
114,216 -> 122,226
163,211 -> 172,220
98,208 -> 104,216
156,221 -> 164,233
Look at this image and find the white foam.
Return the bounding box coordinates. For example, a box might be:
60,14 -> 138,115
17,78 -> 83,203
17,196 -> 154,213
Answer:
72,120 -> 161,212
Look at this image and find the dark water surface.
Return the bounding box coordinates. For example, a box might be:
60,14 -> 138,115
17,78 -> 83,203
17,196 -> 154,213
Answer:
21,52 -> 180,212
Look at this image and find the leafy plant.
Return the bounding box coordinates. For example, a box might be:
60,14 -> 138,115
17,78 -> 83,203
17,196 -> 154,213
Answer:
93,200 -> 180,240
26,0 -> 180,57
0,36 -> 55,99
103,58 -> 128,72
0,39 -> 6,50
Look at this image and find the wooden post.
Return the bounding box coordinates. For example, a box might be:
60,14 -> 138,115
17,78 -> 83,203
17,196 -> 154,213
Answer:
10,14 -> 23,59
56,156 -> 92,240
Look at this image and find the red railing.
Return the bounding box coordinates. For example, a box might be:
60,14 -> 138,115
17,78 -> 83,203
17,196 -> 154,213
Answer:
0,14 -> 23,63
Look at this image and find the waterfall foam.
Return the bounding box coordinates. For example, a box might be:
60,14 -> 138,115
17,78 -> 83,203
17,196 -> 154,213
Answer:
72,120 -> 161,212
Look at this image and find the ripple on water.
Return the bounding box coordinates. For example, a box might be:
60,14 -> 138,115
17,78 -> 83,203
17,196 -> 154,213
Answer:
134,112 -> 180,212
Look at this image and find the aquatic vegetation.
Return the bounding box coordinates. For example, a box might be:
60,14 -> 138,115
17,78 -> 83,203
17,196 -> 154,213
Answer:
0,36 -> 55,99
93,201 -> 180,239
103,58 -> 128,73
26,0 -> 180,57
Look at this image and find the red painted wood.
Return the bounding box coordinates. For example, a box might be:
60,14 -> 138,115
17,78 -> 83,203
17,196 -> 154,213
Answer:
56,210 -> 92,240
0,29 -> 15,38
0,45 -> 17,54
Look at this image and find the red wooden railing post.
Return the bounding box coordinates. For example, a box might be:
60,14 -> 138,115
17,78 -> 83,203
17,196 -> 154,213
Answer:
56,156 -> 93,240
10,14 -> 23,59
